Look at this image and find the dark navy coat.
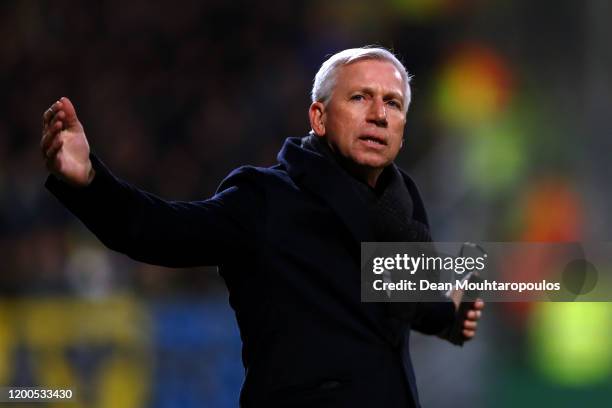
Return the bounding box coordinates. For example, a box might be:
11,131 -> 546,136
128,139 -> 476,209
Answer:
46,137 -> 455,407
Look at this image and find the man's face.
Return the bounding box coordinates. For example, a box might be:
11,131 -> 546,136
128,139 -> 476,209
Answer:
313,59 -> 407,176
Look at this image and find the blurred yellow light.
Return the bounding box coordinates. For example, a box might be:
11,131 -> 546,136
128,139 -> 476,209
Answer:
529,302 -> 612,386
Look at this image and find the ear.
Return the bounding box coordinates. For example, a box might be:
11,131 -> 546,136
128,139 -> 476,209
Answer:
309,102 -> 326,136
400,138 -> 404,148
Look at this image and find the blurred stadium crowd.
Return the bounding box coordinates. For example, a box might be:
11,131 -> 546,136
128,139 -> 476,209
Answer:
0,0 -> 611,407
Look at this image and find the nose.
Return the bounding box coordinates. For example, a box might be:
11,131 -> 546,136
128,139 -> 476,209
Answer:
367,98 -> 388,127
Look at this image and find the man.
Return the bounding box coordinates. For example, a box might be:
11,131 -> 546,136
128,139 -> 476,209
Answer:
41,47 -> 483,407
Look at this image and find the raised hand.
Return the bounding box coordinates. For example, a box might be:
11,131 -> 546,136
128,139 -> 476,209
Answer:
41,97 -> 94,187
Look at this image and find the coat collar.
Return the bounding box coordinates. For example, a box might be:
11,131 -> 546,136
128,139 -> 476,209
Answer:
278,136 -> 375,245
278,136 -> 429,243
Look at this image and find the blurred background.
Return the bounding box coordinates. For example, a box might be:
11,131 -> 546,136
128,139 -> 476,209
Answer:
1,0 -> 611,406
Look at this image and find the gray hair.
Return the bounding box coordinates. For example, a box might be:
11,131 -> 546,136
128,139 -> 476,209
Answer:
311,46 -> 412,113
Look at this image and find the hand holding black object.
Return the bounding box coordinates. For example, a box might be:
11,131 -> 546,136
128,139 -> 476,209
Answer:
443,272 -> 485,346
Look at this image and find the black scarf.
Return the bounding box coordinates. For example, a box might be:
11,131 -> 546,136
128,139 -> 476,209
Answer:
301,134 -> 431,243
302,135 -> 443,337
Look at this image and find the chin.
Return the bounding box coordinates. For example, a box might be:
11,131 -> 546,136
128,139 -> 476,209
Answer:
353,154 -> 390,169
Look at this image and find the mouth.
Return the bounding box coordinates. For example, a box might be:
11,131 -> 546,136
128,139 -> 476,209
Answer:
358,134 -> 387,147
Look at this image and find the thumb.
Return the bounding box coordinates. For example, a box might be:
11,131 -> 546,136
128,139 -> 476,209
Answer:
59,96 -> 80,127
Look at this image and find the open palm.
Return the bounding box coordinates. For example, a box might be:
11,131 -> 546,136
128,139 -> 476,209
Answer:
41,97 -> 94,186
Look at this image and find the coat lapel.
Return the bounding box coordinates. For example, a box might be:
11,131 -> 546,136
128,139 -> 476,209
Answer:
278,137 -> 375,246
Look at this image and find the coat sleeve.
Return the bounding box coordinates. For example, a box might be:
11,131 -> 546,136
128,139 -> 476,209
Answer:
45,154 -> 266,267
411,301 -> 455,336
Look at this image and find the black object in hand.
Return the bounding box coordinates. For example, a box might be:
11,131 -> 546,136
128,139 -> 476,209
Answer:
445,271 -> 482,346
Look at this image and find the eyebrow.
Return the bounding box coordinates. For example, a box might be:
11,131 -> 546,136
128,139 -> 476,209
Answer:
354,86 -> 403,103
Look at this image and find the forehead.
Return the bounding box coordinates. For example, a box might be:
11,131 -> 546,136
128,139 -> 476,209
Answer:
335,59 -> 404,94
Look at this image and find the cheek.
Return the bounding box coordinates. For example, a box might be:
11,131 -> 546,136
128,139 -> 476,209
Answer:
390,118 -> 405,140
326,108 -> 346,132
330,114 -> 356,144
387,124 -> 405,154
388,140 -> 402,157
392,115 -> 406,130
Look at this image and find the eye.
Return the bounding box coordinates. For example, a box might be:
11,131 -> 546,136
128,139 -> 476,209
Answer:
386,100 -> 402,109
350,94 -> 365,101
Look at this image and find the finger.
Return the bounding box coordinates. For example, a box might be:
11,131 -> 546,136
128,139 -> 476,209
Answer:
40,119 -> 63,152
42,108 -> 54,126
473,299 -> 485,310
463,320 -> 477,330
41,125 -> 59,152
58,96 -> 79,126
50,110 -> 66,129
466,310 -> 482,320
42,100 -> 62,126
463,329 -> 475,339
45,138 -> 63,159
42,105 -> 56,125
